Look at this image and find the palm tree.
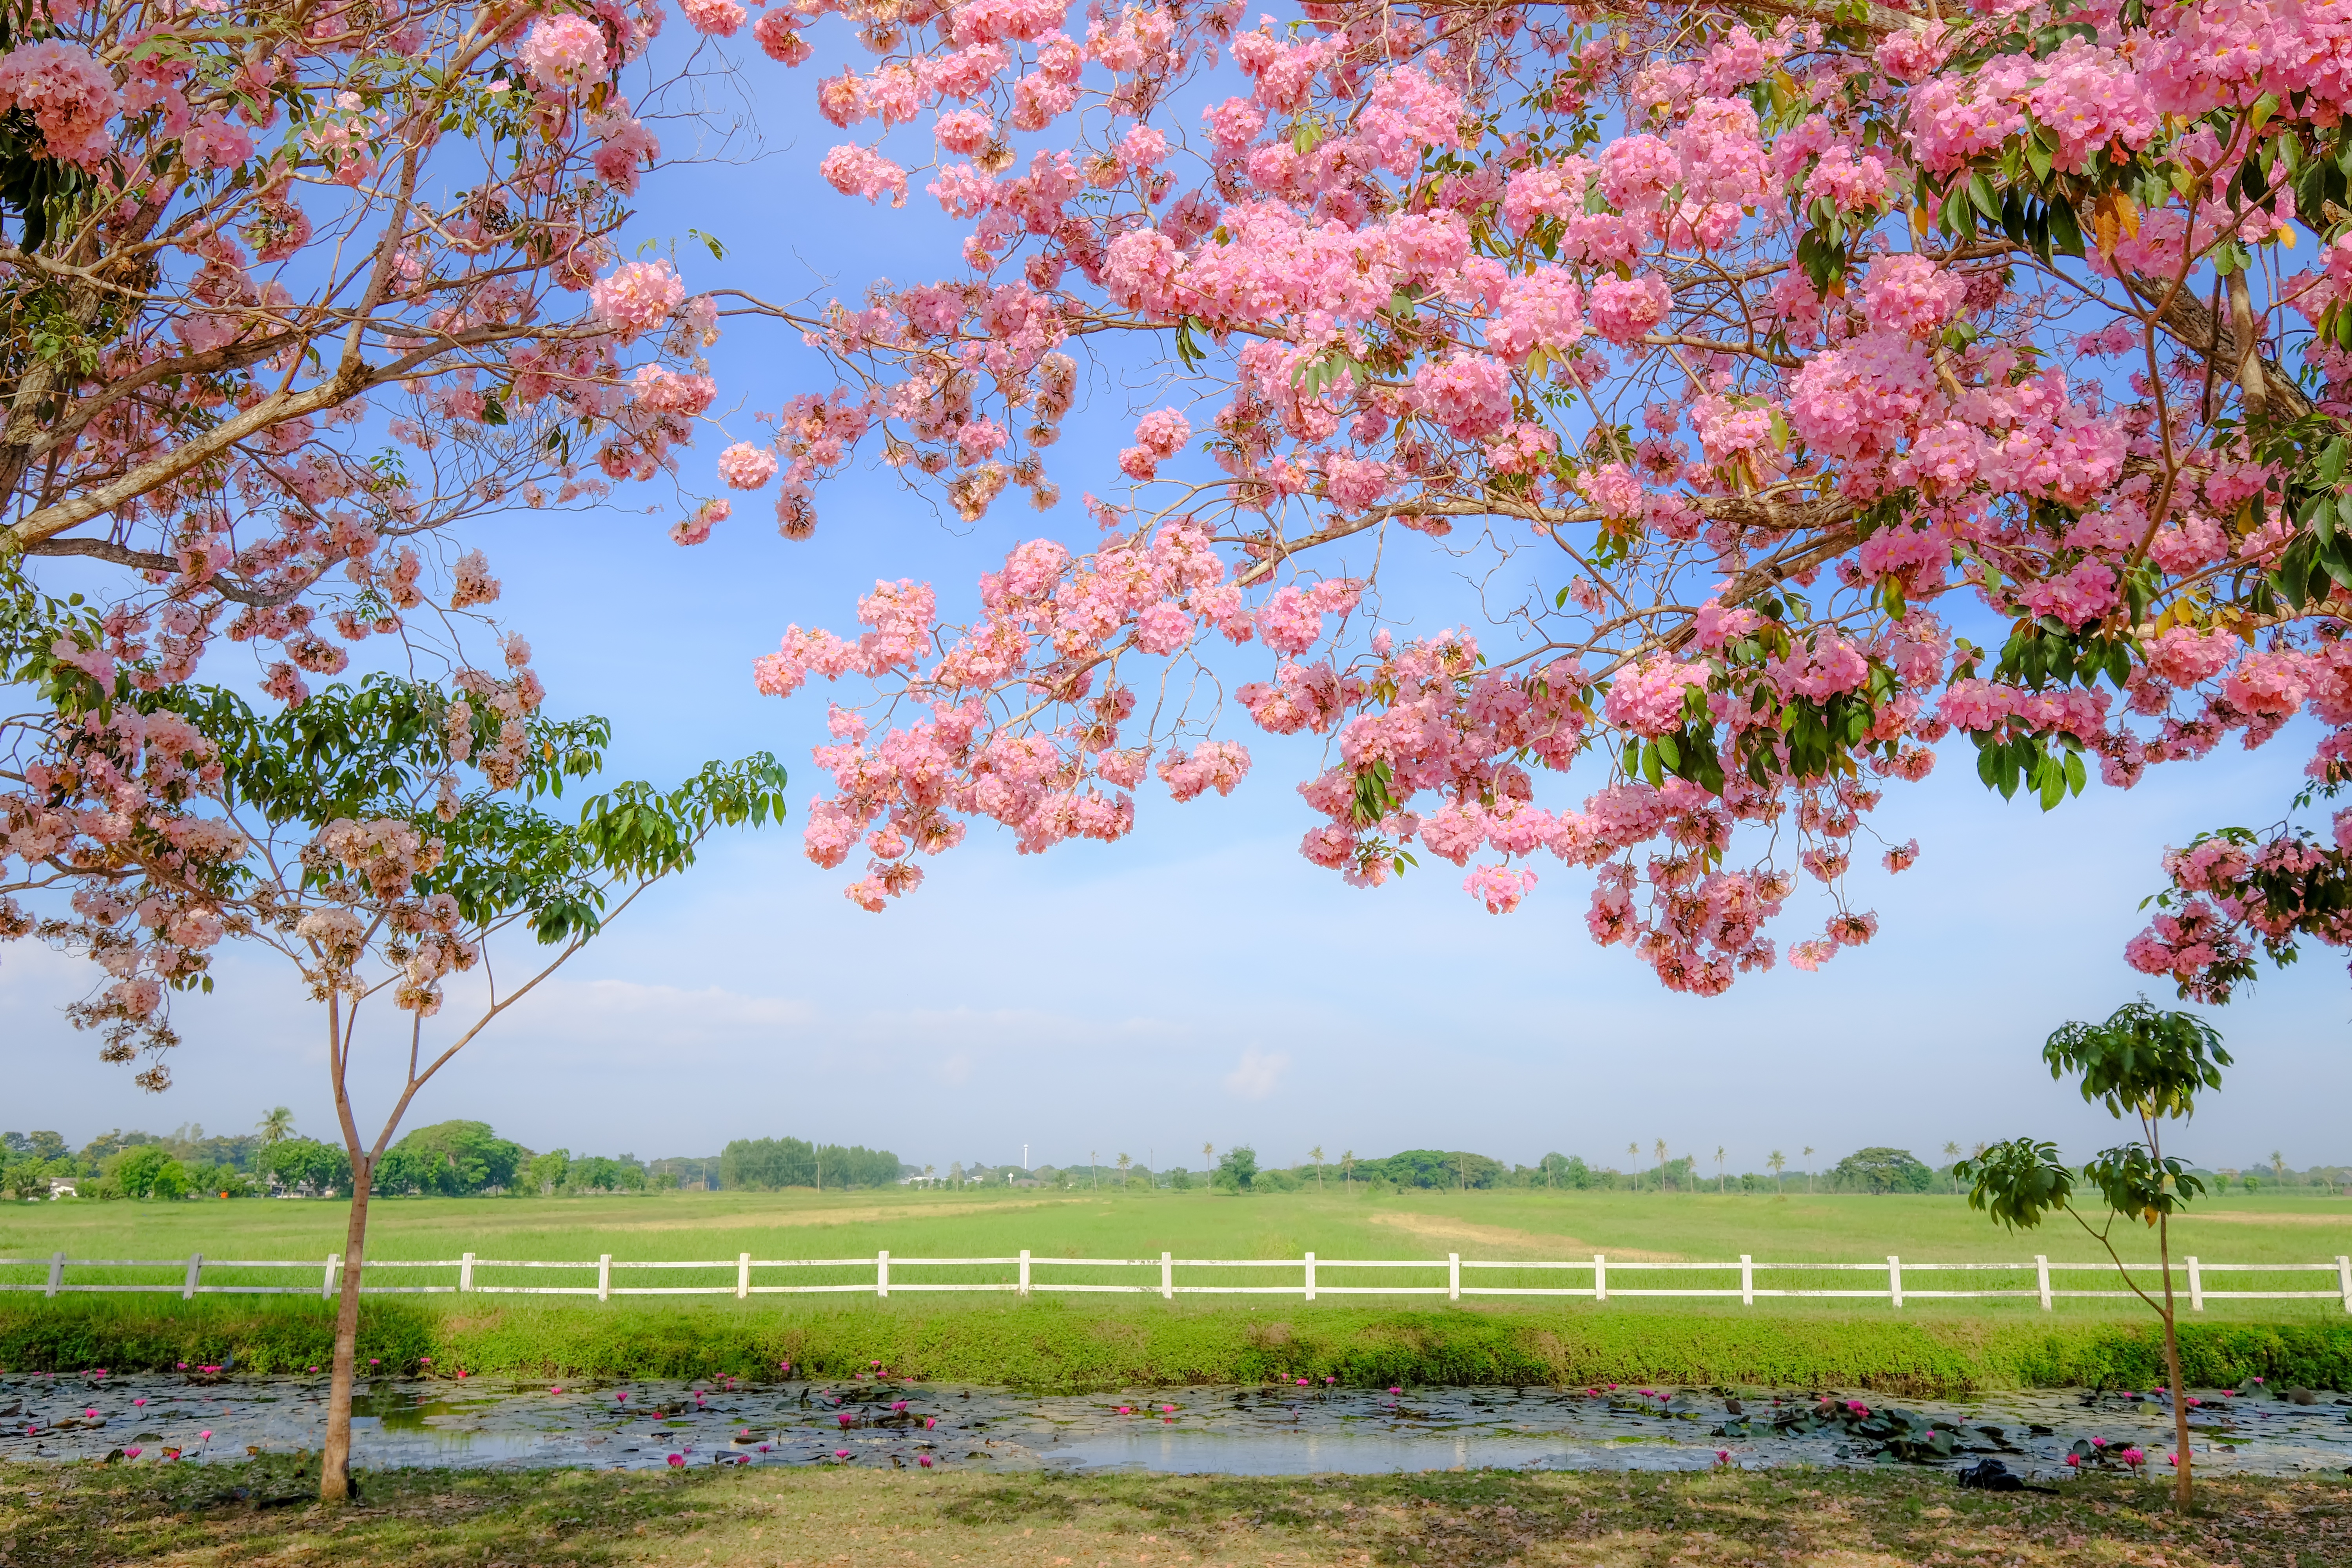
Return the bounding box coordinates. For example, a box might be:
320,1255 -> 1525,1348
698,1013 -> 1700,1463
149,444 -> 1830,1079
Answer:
1308,1146 -> 1325,1189
1202,1141 -> 1214,1169
1653,1138 -> 1670,1192
1627,1141 -> 1641,1191
1091,1149 -> 1100,1189
1768,1150 -> 1786,1192
1802,1146 -> 1815,1194
1116,1152 -> 1131,1187
1942,1141 -> 1962,1194
2271,1150 -> 2287,1187
1341,1150 -> 1355,1192
256,1107 -> 296,1146
1715,1145 -> 1727,1193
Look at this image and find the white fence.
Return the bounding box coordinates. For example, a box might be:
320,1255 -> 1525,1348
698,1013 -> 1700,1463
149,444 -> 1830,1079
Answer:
4,1250 -> 2349,1310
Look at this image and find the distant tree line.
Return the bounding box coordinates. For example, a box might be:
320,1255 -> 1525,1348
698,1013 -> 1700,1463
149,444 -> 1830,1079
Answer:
719,1137 -> 906,1191
11,1125 -> 2347,1203
1,1119 -> 716,1201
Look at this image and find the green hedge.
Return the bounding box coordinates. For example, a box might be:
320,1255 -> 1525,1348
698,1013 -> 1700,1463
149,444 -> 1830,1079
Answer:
4,1298 -> 2347,1393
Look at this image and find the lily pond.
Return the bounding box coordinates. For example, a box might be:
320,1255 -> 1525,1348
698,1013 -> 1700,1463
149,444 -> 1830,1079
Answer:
4,1372 -> 2348,1480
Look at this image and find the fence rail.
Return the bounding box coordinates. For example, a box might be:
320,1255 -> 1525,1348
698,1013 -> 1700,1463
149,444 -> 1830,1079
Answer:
2,1249 -> 2348,1310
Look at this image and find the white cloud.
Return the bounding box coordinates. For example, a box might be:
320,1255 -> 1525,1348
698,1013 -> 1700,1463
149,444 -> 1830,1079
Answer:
1223,1046 -> 1289,1101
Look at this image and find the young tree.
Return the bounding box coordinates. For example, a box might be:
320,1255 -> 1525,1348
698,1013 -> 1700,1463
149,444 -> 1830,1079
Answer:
1956,1002 -> 2230,1513
13,667 -> 780,1499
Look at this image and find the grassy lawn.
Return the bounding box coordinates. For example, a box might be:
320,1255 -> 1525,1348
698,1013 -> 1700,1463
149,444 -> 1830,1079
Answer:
5,1185 -> 2348,1274
1,1457 -> 2345,1567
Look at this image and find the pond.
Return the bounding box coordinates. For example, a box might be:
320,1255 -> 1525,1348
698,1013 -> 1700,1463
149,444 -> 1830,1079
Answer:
3,1374 -> 2347,1480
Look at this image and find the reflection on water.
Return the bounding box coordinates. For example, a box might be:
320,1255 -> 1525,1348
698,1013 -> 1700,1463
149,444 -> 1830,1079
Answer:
3,1375 -> 2347,1480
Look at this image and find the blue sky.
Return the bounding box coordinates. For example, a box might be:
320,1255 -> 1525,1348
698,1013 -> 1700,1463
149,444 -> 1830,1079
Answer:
8,38 -> 2349,1175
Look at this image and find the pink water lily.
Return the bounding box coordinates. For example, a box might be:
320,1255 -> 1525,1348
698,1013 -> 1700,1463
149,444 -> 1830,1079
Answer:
918,1454 -> 934,1467
666,1453 -> 684,1468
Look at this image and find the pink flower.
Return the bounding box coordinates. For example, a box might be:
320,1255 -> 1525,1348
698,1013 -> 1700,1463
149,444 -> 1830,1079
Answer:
1588,275 -> 1672,346
918,1453 -> 935,1466
1414,356 -> 1513,439
590,261 -> 686,341
821,145 -> 909,206
666,1453 -> 684,1468
753,13 -> 812,64
517,15 -> 608,94
680,0 -> 746,35
718,443 -> 778,491
0,40 -> 120,169
124,1446 -> 142,1458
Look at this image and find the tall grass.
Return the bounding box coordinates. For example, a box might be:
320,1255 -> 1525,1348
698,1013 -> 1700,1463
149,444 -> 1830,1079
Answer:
3,1294 -> 2348,1394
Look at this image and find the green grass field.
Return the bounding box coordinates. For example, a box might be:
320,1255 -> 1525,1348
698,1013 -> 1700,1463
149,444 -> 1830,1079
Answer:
5,1187 -> 2348,1390
6,1183 -> 2349,1272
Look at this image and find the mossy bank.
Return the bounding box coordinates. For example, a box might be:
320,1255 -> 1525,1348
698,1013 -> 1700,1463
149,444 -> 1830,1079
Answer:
5,1297 -> 2350,1394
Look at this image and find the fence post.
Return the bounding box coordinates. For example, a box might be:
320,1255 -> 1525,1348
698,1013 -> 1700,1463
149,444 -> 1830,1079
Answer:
2338,1255 -> 2351,1314
1304,1252 -> 1315,1302
738,1252 -> 751,1301
2035,1254 -> 2051,1311
597,1253 -> 612,1303
45,1251 -> 65,1298
1161,1251 -> 1172,1301
1740,1254 -> 1753,1307
878,1250 -> 889,1299
1448,1253 -> 1460,1303
460,1252 -> 475,1294
321,1253 -> 339,1301
1887,1255 -> 1902,1309
2186,1256 -> 2203,1312
182,1253 -> 203,1301
1018,1249 -> 1030,1298
1593,1254 -> 1606,1304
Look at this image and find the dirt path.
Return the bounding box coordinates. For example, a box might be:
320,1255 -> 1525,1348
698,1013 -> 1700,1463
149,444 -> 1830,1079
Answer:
1365,1211 -> 1683,1261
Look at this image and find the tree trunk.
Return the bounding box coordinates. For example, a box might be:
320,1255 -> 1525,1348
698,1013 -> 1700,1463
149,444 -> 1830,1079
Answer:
2159,1214 -> 2193,1513
320,1160 -> 374,1501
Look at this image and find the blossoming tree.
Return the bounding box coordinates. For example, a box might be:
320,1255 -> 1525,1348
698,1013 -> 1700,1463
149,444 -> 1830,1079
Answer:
0,0 -> 770,1041
11,621 -> 784,1498
710,0 -> 2352,999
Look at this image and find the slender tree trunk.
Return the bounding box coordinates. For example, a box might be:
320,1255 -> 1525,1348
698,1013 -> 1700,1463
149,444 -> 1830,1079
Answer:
2159,1213 -> 2192,1512
320,1158 -> 374,1500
